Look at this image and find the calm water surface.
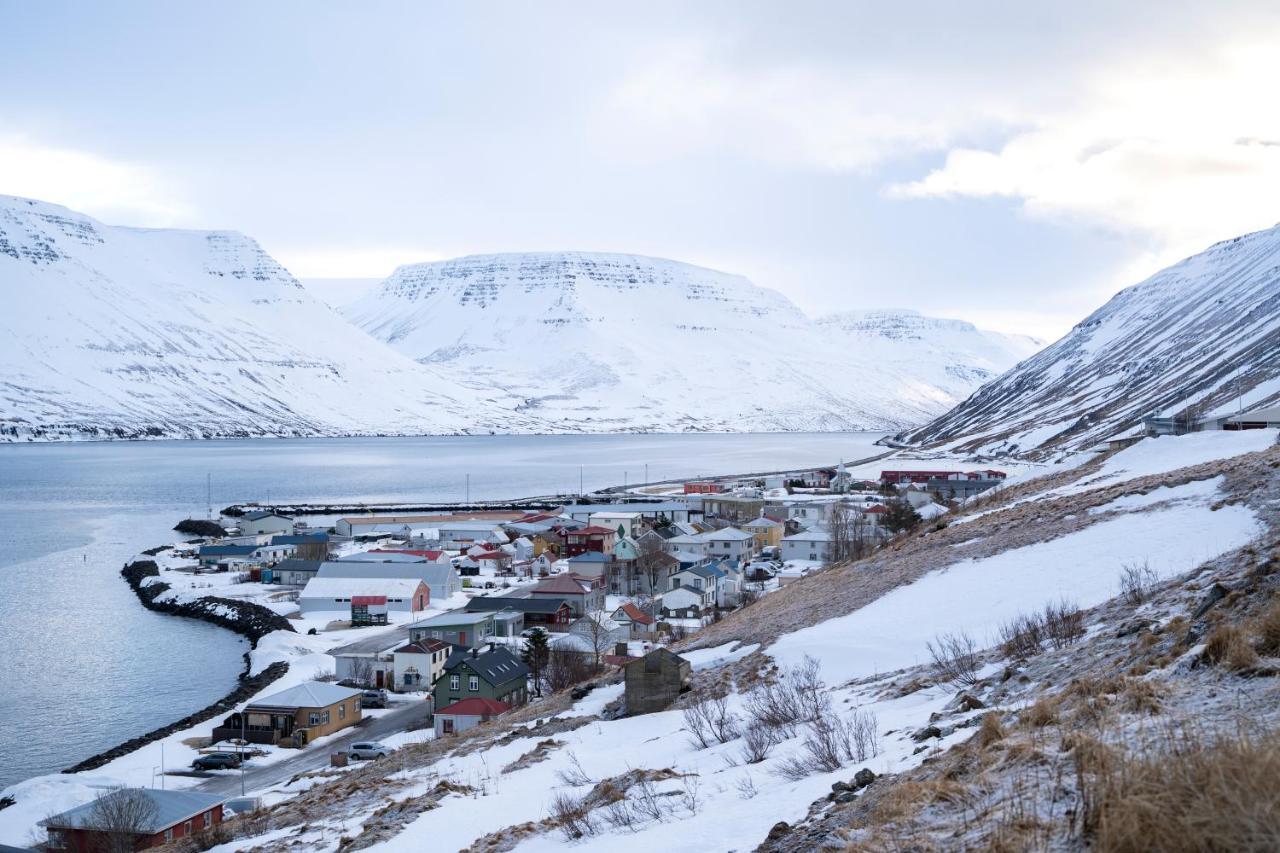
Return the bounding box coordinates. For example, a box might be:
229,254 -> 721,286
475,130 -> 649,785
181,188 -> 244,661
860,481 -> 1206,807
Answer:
0,432 -> 885,789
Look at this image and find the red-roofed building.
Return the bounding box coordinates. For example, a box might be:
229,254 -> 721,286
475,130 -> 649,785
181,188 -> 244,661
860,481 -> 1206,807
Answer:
564,525 -> 617,557
611,601 -> 657,637
531,572 -> 605,616
371,548 -> 445,561
433,697 -> 511,736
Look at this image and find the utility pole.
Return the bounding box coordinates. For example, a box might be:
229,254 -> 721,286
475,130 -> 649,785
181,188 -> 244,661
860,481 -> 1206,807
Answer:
579,466 -> 584,497
206,473 -> 212,520
465,474 -> 470,505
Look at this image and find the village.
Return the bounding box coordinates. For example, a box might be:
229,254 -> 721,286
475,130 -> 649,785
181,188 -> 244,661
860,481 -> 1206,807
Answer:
24,462 -> 1013,851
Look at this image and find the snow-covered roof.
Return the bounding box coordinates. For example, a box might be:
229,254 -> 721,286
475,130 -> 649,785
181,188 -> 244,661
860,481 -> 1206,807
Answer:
300,576 -> 426,600
783,529 -> 833,542
44,789 -> 227,834
249,681 -> 362,709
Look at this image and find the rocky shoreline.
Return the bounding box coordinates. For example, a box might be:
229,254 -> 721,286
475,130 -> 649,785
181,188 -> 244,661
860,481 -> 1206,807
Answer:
61,559 -> 296,774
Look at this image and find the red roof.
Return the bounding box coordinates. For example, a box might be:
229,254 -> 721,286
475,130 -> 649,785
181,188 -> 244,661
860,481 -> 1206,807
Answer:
474,551 -> 510,560
618,602 -> 655,625
603,654 -> 637,667
571,526 -> 616,536
436,697 -> 511,717
373,548 -> 445,560
864,505 -> 887,514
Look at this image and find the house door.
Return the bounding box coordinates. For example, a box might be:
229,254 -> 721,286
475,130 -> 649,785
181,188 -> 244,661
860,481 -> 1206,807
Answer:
375,670 -> 384,688
442,718 -> 454,734
459,631 -> 467,645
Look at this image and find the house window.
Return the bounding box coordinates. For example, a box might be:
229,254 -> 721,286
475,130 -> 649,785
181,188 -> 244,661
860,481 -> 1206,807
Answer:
164,829 -> 174,842
185,820 -> 193,835
203,812 -> 213,829
450,675 -> 460,690
338,703 -> 346,720
469,676 -> 479,692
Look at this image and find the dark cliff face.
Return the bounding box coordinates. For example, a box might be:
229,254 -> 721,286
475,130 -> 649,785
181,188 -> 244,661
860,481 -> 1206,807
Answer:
900,227 -> 1280,458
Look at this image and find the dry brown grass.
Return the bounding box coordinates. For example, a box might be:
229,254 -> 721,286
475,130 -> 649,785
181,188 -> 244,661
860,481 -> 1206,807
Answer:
1202,623 -> 1260,671
1118,678 -> 1163,715
977,712 -> 1006,748
869,777 -> 975,824
1021,695 -> 1059,728
1079,726 -> 1280,852
1251,598 -> 1280,656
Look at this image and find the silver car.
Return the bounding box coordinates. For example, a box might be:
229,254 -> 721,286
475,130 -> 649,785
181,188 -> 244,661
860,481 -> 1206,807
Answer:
348,741 -> 390,760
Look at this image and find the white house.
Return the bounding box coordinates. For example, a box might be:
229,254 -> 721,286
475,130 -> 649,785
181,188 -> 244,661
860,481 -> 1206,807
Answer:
702,527 -> 754,562
781,529 -> 834,563
668,566 -> 719,610
665,533 -> 708,558
238,511 -> 294,536
391,638 -> 452,692
560,502 -> 695,525
317,561 -> 462,603
566,613 -> 630,654
660,585 -> 709,619
298,576 -> 430,617
588,511 -> 644,537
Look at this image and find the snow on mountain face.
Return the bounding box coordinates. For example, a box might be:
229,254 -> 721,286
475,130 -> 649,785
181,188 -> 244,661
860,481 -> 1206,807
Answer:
347,253 -> 1039,433
0,196 -> 544,440
899,226 -> 1280,458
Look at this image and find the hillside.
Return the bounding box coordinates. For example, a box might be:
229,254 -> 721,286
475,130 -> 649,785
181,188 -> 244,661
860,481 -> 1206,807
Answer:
346,252 -> 1040,433
6,430 -> 1269,850
0,196 -> 547,440
896,226 -> 1280,458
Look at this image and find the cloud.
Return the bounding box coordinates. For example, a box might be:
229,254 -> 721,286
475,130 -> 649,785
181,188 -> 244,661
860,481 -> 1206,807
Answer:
0,135 -> 190,225
597,39 -> 981,172
889,37 -> 1280,258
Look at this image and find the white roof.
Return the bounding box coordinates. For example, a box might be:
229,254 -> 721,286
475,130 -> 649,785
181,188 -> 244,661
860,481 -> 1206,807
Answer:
300,576 -> 425,599
744,517 -> 783,528
250,681 -> 362,709
783,529 -> 833,542
705,528 -> 754,540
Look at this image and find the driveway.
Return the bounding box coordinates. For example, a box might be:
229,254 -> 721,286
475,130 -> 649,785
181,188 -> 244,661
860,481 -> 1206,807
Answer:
193,698 -> 433,797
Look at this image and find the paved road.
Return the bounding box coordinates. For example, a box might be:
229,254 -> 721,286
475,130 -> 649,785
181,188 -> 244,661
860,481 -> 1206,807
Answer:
193,699 -> 433,797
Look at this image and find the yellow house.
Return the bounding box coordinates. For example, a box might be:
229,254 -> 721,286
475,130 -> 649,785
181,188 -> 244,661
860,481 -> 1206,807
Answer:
743,516 -> 784,550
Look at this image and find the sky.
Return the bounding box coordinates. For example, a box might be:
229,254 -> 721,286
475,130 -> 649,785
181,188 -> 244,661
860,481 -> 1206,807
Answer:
3,2 -> 1280,341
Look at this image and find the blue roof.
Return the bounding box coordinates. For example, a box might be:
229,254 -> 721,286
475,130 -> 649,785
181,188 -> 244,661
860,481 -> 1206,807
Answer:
271,533 -> 329,545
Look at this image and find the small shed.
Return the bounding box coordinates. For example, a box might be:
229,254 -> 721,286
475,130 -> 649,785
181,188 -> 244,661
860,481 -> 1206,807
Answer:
434,697 -> 511,736
624,648 -> 691,715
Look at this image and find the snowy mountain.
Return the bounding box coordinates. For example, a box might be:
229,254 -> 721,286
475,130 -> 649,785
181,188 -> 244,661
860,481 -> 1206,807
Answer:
898,225 -> 1280,457
346,252 -> 1038,433
0,196 -> 545,440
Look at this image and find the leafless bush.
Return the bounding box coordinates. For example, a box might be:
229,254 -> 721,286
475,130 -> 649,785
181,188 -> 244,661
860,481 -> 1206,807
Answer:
629,775 -> 669,822
999,613 -> 1044,660
739,720 -> 777,764
546,648 -> 598,692
744,655 -> 828,739
548,791 -> 597,840
1119,561 -> 1160,605
555,751 -> 592,787
1042,599 -> 1086,648
928,630 -> 981,686
774,701 -> 879,780
678,775 -> 702,815
683,693 -> 740,748
601,798 -> 639,832
736,773 -> 760,800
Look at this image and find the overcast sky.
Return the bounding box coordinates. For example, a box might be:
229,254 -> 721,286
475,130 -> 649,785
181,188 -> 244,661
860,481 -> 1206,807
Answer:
3,1 -> 1280,341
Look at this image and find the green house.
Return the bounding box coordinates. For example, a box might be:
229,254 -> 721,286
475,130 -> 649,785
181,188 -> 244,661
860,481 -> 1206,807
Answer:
433,644 -> 530,710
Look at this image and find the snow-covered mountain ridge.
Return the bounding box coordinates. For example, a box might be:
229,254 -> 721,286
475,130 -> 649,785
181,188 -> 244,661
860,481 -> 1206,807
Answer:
346,252 -> 1039,434
898,224 -> 1280,457
0,196 -> 545,440
0,195 -> 1040,439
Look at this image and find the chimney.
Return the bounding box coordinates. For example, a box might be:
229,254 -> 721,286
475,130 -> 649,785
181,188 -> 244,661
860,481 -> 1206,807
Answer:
470,647 -> 478,658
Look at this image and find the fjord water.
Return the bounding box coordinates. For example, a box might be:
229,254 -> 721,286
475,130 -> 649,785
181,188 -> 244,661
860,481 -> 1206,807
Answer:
0,432 -> 885,790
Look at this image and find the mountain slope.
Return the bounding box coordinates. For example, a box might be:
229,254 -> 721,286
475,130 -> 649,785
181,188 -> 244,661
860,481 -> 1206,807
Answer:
0,196 -> 544,440
898,225 -> 1280,457
346,252 -> 1038,433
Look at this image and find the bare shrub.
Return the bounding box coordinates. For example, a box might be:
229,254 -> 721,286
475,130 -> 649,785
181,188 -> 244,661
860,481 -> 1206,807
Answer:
1119,561 -> 1160,605
744,655 -> 828,736
629,775 -> 668,822
999,613 -> 1044,660
735,773 -> 759,800
683,693 -> 740,749
1043,599 -> 1086,648
774,701 -> 879,781
1078,725 -> 1280,852
548,791 -> 596,840
928,631 -> 981,686
601,798 -> 638,832
546,647 -> 598,692
1202,624 -> 1259,671
555,751 -> 592,787
739,721 -> 777,764
678,775 -> 702,815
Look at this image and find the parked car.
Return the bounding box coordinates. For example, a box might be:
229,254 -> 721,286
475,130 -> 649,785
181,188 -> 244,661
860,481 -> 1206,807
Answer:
360,689 -> 389,709
192,752 -> 242,771
348,741 -> 390,760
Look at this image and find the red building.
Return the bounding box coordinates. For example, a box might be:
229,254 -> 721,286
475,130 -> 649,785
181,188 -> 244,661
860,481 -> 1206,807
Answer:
683,481 -> 725,494
563,525 -> 617,557
43,790 -> 225,852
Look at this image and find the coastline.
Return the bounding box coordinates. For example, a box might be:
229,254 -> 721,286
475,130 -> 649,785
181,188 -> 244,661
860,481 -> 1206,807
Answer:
62,558 -> 295,774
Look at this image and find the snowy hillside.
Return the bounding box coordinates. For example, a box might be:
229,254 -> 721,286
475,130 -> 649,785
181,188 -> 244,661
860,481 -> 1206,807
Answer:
0,196 -> 545,440
898,225 -> 1280,457
347,253 -> 1038,433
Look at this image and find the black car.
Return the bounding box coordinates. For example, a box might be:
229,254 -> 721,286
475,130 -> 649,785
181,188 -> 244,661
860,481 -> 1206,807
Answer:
192,752 -> 242,771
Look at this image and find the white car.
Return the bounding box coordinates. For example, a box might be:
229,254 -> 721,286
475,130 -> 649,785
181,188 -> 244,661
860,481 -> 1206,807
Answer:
348,741 -> 391,760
